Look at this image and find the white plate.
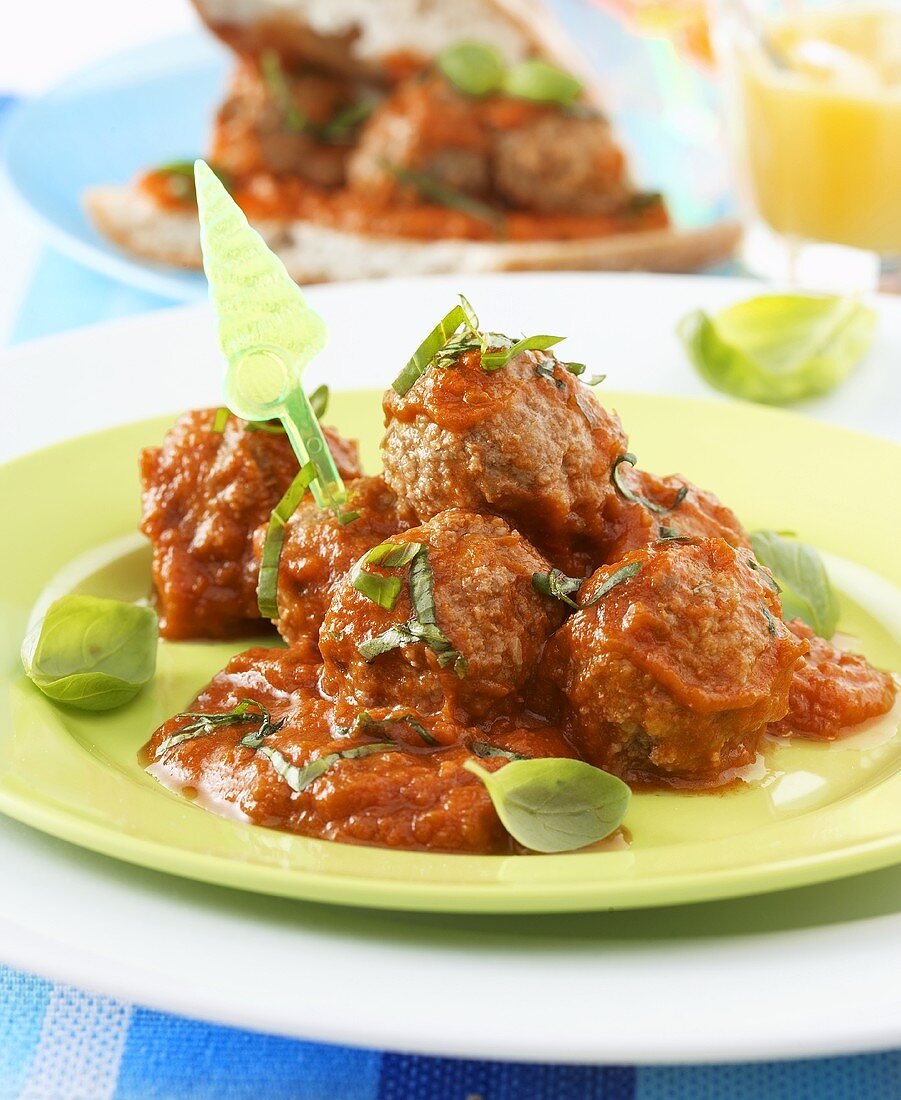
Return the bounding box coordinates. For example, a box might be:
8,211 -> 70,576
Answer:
1,273 -> 899,1063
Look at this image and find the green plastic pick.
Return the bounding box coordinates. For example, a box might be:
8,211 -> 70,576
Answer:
194,159 -> 347,516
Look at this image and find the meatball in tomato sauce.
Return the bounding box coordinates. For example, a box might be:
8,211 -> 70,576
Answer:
319,509 -> 564,730
541,538 -> 807,786
140,409 -> 360,639
261,475 -> 416,656
381,348 -> 627,573
772,619 -> 896,739
604,466 -> 750,562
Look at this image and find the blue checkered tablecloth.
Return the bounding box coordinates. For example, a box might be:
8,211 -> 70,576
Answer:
1,95 -> 898,1100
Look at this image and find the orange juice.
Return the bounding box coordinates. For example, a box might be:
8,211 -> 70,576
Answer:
738,6 -> 901,253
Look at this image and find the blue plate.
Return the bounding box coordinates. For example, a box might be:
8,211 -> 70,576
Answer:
2,16 -> 732,302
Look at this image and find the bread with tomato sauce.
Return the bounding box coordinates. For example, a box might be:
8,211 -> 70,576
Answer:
85,0 -> 739,281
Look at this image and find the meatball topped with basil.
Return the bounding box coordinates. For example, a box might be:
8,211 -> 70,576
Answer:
260,475 -> 417,657
381,343 -> 627,573
319,509 -> 564,732
541,538 -> 807,785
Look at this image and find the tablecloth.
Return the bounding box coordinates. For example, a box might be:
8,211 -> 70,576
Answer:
1,97 -> 899,1100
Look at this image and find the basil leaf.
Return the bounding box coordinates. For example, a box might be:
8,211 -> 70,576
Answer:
257,461 -> 317,619
580,561 -> 643,607
678,295 -> 876,406
260,741 -> 397,794
309,384 -> 329,419
158,699 -> 283,753
22,595 -> 157,711
482,336 -> 565,373
532,569 -> 583,609
260,50 -> 308,132
381,162 -> 504,233
750,530 -> 840,638
470,741 -> 529,762
502,59 -> 583,106
464,758 -> 630,853
351,540 -> 423,610
438,41 -> 506,97
392,304 -> 467,395
611,453 -> 687,515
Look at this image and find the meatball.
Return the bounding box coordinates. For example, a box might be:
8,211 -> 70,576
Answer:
140,409 -> 361,639
492,112 -> 633,215
319,509 -> 564,728
381,347 -> 627,572
145,647 -> 512,853
262,475 -> 417,656
541,538 -> 807,785
604,467 -> 750,562
346,73 -> 492,202
771,619 -> 896,738
211,58 -> 371,186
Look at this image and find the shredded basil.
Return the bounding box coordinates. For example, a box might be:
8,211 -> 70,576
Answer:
760,602 -> 780,637
309,384 -> 329,419
392,304 -> 467,395
470,741 -> 529,762
159,699 -> 284,754
256,461 -> 317,619
611,454 -> 688,515
260,50 -> 308,132
564,362 -> 586,376
351,540 -> 423,610
585,373 -> 607,386
535,361 -> 565,389
343,710 -> 439,747
357,546 -> 467,676
481,336 -> 565,373
532,569 -> 584,609
658,525 -> 683,541
259,741 -> 397,794
581,562 -> 643,607
382,161 -> 505,232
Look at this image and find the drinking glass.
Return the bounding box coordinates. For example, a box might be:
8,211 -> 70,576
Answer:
714,0 -> 901,291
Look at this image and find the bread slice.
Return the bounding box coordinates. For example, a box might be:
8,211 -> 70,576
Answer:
192,0 -> 603,94
85,182 -> 740,281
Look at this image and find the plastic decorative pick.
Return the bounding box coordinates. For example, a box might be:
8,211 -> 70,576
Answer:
194,159 -> 348,517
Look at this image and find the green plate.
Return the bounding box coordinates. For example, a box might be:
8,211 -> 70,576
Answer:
1,391 -> 899,913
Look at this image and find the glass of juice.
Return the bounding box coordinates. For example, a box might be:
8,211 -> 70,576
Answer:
715,1 -> 901,290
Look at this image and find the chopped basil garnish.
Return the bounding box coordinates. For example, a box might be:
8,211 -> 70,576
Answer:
533,562 -> 640,610
747,556 -> 781,593
351,540 -> 423,610
260,50 -> 307,132
382,161 -> 504,232
482,336 -> 565,373
309,384 -> 329,419
584,373 -> 607,386
535,361 -> 565,389
581,562 -> 643,607
470,741 -> 529,762
159,699 -> 284,754
658,525 -> 683,541
463,757 -> 630,853
343,710 -> 439,747
21,595 -> 158,712
532,569 -> 584,609
392,304 -> 468,395
760,602 -> 780,637
750,530 -> 839,638
564,362 -> 586,376
611,453 -> 688,515
260,741 -> 397,794
357,546 -> 467,676
257,461 -> 317,619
